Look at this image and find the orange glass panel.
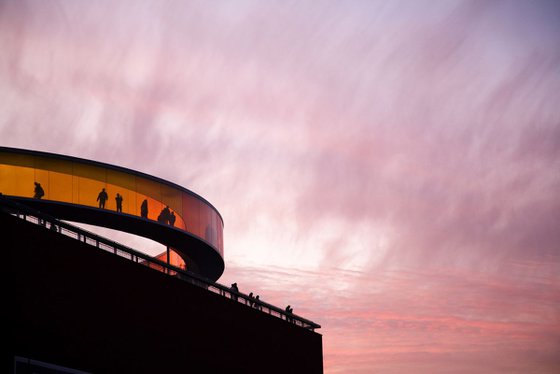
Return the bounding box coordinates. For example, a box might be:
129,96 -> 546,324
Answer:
107,169 -> 136,215
0,164 -> 18,195
73,163 -> 107,184
77,176 -> 106,208
136,177 -> 162,220
41,159 -> 74,203
72,175 -> 80,203
49,171 -> 73,203
153,249 -> 186,270
0,150 -> 224,256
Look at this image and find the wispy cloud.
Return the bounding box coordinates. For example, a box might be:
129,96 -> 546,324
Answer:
1,1 -> 559,372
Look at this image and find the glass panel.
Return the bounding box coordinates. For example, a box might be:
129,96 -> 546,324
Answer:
49,171 -> 73,203
77,176 -> 106,208
73,163 -> 107,184
182,193 -> 201,237
41,158 -> 73,174
0,164 -> 18,195
0,150 -> 224,258
107,169 -> 136,215
0,152 -> 34,168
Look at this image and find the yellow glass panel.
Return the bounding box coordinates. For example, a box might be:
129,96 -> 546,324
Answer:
49,171 -> 73,203
0,164 -> 35,197
0,164 -> 18,195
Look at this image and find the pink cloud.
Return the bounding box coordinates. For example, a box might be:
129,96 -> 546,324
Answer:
1,1 -> 559,373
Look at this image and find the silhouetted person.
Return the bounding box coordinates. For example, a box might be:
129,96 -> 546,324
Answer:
164,206 -> 171,223
115,193 -> 123,213
33,182 -> 44,199
285,305 -> 293,322
157,206 -> 173,225
141,199 -> 148,218
231,283 -> 239,301
248,292 -> 254,307
97,188 -> 108,209
254,295 -> 262,310
157,209 -> 166,224
169,211 -> 176,227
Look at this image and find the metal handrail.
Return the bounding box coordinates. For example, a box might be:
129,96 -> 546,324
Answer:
1,194 -> 320,331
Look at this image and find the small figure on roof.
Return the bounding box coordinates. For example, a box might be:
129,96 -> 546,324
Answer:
230,283 -> 239,301
254,295 -> 262,311
285,305 -> 293,322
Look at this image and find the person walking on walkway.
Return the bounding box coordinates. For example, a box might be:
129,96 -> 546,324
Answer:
33,182 -> 44,199
97,188 -> 108,209
141,199 -> 148,218
230,283 -> 239,301
254,295 -> 262,311
115,193 -> 123,213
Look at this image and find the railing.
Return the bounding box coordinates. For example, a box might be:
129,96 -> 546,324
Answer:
1,194 -> 320,331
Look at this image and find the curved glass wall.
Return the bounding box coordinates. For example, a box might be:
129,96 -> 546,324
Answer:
0,150 -> 224,257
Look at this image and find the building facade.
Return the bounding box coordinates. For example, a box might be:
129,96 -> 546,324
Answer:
3,147 -> 323,373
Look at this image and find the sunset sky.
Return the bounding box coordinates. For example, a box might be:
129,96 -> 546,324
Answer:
1,1 -> 559,373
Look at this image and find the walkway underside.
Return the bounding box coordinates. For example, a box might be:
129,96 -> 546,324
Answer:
9,197 -> 224,280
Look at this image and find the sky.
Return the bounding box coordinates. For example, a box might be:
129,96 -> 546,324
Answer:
1,0 -> 560,373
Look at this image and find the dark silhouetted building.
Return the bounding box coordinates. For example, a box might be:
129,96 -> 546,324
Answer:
2,147 -> 322,373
